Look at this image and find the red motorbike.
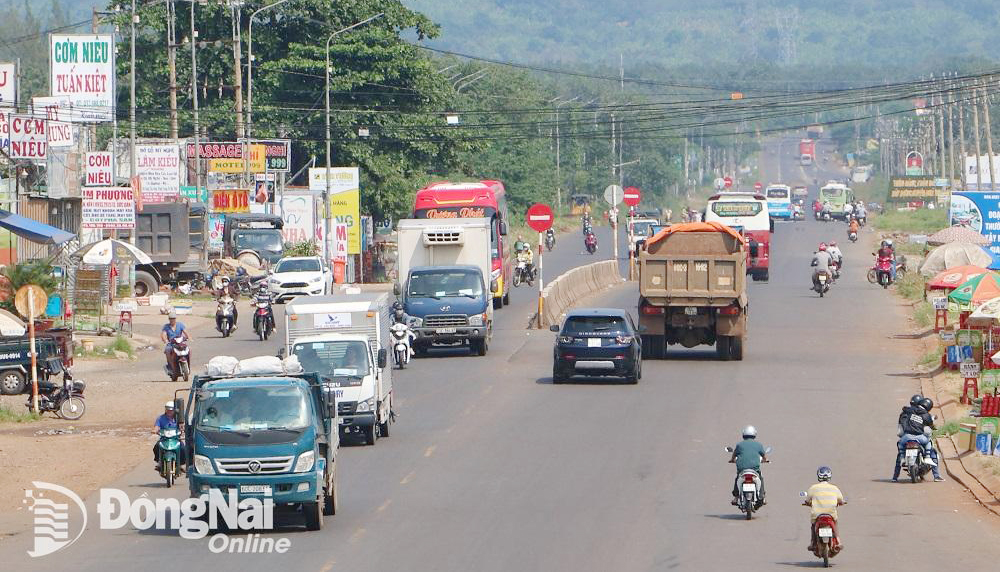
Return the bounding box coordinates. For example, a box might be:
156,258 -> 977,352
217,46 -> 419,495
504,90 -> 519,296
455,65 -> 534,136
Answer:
811,513 -> 841,567
584,232 -> 597,254
867,255 -> 894,288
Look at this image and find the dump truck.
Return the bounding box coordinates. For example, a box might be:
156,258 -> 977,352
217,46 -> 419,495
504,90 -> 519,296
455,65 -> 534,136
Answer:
133,202 -> 207,296
637,222 -> 748,361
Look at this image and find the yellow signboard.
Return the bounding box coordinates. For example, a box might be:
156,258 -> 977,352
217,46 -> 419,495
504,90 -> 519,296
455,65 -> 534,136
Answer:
310,167 -> 362,254
208,144 -> 265,173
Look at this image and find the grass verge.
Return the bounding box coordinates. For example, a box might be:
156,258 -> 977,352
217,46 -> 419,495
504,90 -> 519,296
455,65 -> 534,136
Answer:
873,208 -> 949,235
75,335 -> 136,359
0,404 -> 41,423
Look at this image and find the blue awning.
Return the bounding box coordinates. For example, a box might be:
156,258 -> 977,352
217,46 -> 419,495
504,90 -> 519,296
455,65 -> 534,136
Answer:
0,209 -> 75,245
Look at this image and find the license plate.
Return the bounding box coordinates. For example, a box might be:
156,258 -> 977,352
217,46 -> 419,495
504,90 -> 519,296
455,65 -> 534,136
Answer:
339,418 -> 346,424
905,450 -> 918,458
684,307 -> 698,316
819,275 -> 827,282
588,338 -> 602,347
436,327 -> 457,334
240,485 -> 271,494
818,528 -> 834,538
742,483 -> 756,492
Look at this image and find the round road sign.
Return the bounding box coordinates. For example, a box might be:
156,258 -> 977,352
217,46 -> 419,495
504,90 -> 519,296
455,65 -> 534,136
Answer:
14,285 -> 47,319
623,186 -> 641,207
724,176 -> 733,189
714,177 -> 726,190
525,203 -> 554,232
753,182 -> 762,191
603,184 -> 624,206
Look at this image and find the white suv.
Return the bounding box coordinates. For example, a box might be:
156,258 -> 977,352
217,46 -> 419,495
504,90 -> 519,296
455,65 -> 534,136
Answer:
268,256 -> 331,302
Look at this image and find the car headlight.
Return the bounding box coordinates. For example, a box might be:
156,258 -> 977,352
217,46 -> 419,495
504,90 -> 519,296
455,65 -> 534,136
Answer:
193,454 -> 215,475
409,316 -> 423,327
269,278 -> 280,285
469,313 -> 486,327
356,397 -> 375,412
309,276 -> 322,283
293,450 -> 315,473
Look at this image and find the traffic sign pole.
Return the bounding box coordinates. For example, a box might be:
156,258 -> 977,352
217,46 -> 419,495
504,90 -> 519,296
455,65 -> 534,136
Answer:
526,203 -> 554,329
623,187 -> 641,280
538,230 -> 544,329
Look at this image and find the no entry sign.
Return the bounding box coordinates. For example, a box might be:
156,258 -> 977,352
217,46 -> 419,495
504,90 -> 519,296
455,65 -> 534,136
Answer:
623,186 -> 641,207
724,176 -> 733,188
526,203 -> 554,232
754,182 -> 763,191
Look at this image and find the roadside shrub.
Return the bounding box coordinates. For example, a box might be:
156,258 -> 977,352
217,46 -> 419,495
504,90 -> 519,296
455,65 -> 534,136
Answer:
896,270 -> 926,302
284,241 -> 318,257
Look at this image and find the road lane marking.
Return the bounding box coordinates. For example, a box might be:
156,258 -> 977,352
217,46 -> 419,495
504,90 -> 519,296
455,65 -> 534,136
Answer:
483,384 -> 494,395
424,445 -> 437,457
400,471 -> 416,484
349,527 -> 366,544
377,499 -> 392,512
319,561 -> 336,572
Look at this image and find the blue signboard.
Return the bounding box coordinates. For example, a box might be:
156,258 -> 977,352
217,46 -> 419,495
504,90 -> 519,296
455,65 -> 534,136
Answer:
951,192 -> 1000,253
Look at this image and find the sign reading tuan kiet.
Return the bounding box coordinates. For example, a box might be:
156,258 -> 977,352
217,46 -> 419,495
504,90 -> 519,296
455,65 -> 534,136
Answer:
82,187 -> 136,229
49,34 -> 115,122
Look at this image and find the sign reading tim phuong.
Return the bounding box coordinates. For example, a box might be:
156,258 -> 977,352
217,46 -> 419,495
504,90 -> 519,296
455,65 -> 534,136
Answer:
82,187 -> 135,229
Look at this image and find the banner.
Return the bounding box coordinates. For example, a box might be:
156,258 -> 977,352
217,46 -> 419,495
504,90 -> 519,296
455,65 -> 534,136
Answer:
180,185 -> 209,203
963,156 -> 1000,190
136,143 -> 180,203
186,141 -> 243,159
254,139 -> 290,172
9,114 -> 46,160
0,62 -> 16,106
333,222 -> 349,262
951,192 -> 1000,253
279,193 -> 317,244
889,176 -> 937,201
212,189 -> 249,213
85,151 -> 113,186
50,34 -> 115,122
309,167 -> 361,254
82,187 -> 135,229
208,214 -> 225,250
208,144 -> 265,173
0,113 -> 10,155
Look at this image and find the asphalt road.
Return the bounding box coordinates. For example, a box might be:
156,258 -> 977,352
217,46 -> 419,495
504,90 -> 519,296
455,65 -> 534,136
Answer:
6,145 -> 1000,570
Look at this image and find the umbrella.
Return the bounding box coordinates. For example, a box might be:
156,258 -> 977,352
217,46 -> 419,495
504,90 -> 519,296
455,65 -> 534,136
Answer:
919,242 -> 994,276
927,265 -> 990,290
970,296 -> 1000,322
926,225 -> 991,247
948,272 -> 1000,306
70,239 -> 152,265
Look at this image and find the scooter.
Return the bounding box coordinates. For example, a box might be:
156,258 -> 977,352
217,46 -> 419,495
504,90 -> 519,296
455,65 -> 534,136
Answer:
216,296 -> 236,337
164,336 -> 191,382
848,229 -> 858,243
830,258 -> 842,281
253,297 -> 274,341
725,446 -> 771,520
157,426 -> 183,488
545,230 -> 555,251
901,438 -> 936,483
804,508 -> 843,567
513,258 -> 535,287
585,233 -> 597,254
821,211 -> 832,222
868,256 -> 893,288
389,321 -> 415,369
27,366 -> 86,420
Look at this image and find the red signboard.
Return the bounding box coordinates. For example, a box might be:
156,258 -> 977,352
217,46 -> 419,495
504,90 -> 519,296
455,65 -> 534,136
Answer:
623,186 -> 641,207
212,189 -> 250,213
753,182 -> 762,191
525,203 -> 554,232
724,176 -> 733,188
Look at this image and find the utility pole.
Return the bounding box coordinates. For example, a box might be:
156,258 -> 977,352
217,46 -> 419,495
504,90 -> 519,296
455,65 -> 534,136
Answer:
947,77 -> 956,182
167,0 -> 178,139
973,79 -> 983,191
958,74 -> 967,183
231,1 -> 243,141
129,0 -> 137,246
982,82 -> 997,193
938,90 -> 947,179
190,0 -> 205,269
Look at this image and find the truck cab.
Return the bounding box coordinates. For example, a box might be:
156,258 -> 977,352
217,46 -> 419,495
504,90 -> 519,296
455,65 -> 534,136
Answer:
402,265 -> 493,356
224,214 -> 285,268
182,371 -> 339,531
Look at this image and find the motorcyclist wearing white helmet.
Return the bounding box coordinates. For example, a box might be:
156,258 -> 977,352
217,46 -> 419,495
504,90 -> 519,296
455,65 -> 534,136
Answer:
729,425 -> 769,505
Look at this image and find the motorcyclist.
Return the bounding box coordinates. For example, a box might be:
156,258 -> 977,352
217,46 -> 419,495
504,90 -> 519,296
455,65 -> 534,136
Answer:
584,230 -> 597,251
152,401 -> 185,469
856,202 -> 867,225
843,202 -> 854,219
215,276 -> 239,331
812,198 -> 823,216
821,201 -> 832,218
729,425 -> 769,505
893,396 -> 943,482
848,217 -> 860,236
828,241 -> 843,266
804,466 -> 846,553
516,239 -> 535,278
252,283 -> 274,332
160,310 -> 188,376
545,228 -> 556,247
877,240 -> 896,282
390,301 -> 415,358
811,243 -> 835,289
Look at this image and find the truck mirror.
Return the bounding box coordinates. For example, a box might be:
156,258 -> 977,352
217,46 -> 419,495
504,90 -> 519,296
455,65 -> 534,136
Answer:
277,347 -> 287,359
377,348 -> 387,369
490,280 -> 499,294
393,282 -> 401,296
174,397 -> 185,417
326,399 -> 337,419
769,218 -> 775,233
499,221 -> 508,236
548,324 -> 559,332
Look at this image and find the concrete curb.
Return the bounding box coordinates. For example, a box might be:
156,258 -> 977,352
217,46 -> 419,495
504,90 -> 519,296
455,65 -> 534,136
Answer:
533,260 -> 623,327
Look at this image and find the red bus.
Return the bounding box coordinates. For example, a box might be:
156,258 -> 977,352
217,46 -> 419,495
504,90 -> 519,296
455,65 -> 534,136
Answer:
413,180 -> 511,308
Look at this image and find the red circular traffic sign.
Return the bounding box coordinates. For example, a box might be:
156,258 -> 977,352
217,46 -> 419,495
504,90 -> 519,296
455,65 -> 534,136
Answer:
526,203 -> 554,232
623,186 -> 641,207
724,176 -> 733,188
753,182 -> 762,191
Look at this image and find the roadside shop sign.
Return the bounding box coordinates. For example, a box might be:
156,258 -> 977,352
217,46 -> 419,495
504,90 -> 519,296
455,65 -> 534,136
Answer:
212,189 -> 250,214
50,34 -> 115,122
947,345 -> 973,363
208,144 -> 265,173
932,296 -> 949,310
950,192 -> 1000,254
136,143 -> 180,203
85,151 -> 113,186
957,329 -> 984,348
309,167 -> 361,254
81,187 -> 136,229
889,176 -> 937,201
961,360 -> 981,378
9,114 -> 46,159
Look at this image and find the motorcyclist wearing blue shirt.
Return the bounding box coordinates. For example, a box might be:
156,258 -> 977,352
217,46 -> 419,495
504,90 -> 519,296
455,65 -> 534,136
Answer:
730,425 -> 769,505
161,310 -> 189,375
153,401 -> 185,468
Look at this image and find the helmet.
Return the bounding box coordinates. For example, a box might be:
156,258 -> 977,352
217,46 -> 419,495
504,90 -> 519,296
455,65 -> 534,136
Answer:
164,401 -> 175,410
392,301 -> 404,312
885,239 -> 893,247
817,466 -> 832,482
220,276 -> 231,285
742,425 -> 757,439
910,394 -> 923,406
920,397 -> 933,411
829,241 -> 837,247
167,310 -> 177,319
818,243 -> 827,251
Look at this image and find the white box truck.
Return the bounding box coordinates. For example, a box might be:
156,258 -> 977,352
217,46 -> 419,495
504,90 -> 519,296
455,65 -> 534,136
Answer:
394,218 -> 496,356
284,288 -> 395,445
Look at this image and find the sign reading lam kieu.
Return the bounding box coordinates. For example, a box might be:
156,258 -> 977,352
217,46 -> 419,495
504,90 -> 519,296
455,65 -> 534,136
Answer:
82,187 -> 135,229
50,34 -> 114,122
136,144 -> 180,203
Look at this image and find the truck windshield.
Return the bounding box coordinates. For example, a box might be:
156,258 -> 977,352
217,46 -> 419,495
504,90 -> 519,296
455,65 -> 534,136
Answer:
408,270 -> 483,298
631,221 -> 655,237
234,230 -> 282,252
275,259 -> 321,273
195,385 -> 311,432
766,189 -> 789,199
293,340 -> 370,379
821,187 -> 844,198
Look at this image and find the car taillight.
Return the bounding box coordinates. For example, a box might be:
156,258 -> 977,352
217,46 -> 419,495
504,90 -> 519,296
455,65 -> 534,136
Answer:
615,335 -> 633,344
641,305 -> 665,315
558,336 -> 575,344
743,474 -> 755,483
719,305 -> 740,316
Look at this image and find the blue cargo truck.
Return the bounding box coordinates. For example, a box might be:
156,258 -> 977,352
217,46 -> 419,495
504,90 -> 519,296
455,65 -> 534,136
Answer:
180,369 -> 339,530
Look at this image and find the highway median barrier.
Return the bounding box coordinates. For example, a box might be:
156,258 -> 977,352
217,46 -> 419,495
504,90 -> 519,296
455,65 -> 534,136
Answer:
538,260 -> 623,327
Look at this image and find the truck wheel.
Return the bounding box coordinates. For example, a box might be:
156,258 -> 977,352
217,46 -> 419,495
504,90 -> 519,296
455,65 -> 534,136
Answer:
0,369 -> 25,394
472,337 -> 488,356
323,465 -> 338,516
493,296 -> 502,309
378,403 -> 391,438
758,270 -> 769,282
364,424 -> 377,446
716,336 -> 732,361
134,271 -> 157,297
730,336 -> 744,361
503,290 -> 510,306
303,499 -> 323,531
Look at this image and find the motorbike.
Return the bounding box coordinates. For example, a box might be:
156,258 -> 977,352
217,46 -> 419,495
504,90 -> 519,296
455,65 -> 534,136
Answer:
390,321 -> 415,369
513,258 -> 535,287
26,366 -> 86,420
585,233 -> 597,255
216,296 -> 236,337
157,426 -> 183,488
805,508 -> 842,567
901,438 -> 936,483
725,446 -> 771,520
164,336 -> 191,382
545,231 -> 555,251
868,255 -> 894,288
848,229 -> 858,243
813,270 -> 831,297
821,211 -> 832,222
253,297 -> 274,341
830,258 -> 842,281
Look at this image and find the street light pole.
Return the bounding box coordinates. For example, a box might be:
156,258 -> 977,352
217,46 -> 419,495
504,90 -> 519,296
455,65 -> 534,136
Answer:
129,0 -> 137,246
324,13 -> 384,262
246,0 -> 290,188
554,96 -> 579,214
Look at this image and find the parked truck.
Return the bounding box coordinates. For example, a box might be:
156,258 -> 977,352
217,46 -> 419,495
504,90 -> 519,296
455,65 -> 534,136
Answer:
180,367 -> 340,531
284,289 -> 395,445
799,139 -> 815,166
133,202 -> 207,296
223,214 -> 284,268
637,222 -> 748,361
394,218 -> 495,356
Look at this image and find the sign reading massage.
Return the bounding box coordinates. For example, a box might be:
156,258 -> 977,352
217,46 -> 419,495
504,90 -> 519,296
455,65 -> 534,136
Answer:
49,34 -> 115,122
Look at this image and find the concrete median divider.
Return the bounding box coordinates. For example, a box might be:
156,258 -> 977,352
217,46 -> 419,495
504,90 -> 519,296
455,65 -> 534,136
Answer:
538,260 -> 623,327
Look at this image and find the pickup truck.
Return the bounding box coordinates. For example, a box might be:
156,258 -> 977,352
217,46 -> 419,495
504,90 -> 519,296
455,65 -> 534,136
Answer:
0,328 -> 73,394
180,368 -> 340,530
